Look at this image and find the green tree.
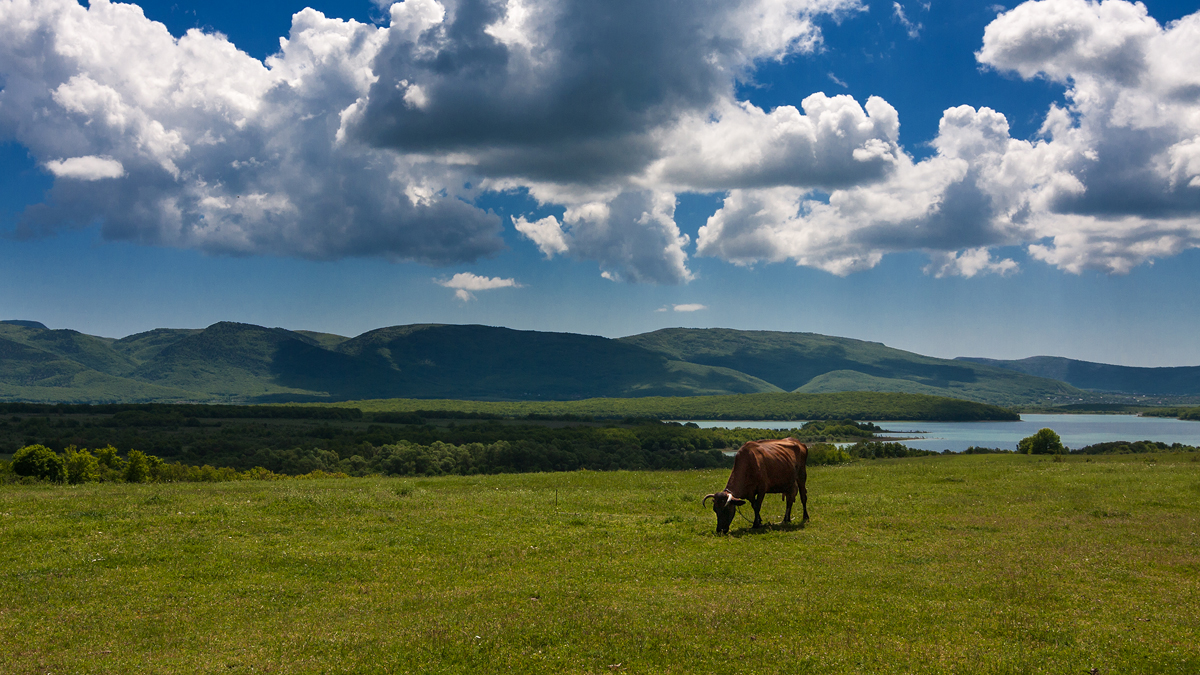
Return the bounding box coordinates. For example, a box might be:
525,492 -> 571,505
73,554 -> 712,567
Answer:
94,445 -> 125,481
11,444 -> 67,483
146,454 -> 166,482
64,446 -> 101,484
95,445 -> 124,468
124,450 -> 150,483
1018,428 -> 1066,455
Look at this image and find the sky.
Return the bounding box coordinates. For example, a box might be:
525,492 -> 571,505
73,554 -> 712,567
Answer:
2,0 -> 1200,367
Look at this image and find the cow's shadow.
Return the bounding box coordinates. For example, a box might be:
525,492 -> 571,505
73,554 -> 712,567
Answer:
726,520 -> 808,537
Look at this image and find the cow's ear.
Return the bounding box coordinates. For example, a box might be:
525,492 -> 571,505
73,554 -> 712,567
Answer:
730,497 -> 747,506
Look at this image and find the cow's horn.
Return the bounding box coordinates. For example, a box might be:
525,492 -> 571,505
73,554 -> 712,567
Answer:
702,493 -> 716,506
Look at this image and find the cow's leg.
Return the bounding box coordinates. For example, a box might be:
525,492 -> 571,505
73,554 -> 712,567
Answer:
783,486 -> 795,523
799,468 -> 809,522
751,493 -> 765,527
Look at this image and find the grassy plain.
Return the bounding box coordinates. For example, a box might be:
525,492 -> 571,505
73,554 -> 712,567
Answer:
317,391 -> 1019,421
2,454 -> 1198,674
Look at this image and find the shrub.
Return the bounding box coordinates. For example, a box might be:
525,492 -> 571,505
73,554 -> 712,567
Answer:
295,469 -> 350,479
94,445 -> 124,470
963,446 -> 1012,454
242,466 -> 281,480
124,450 -> 151,483
11,444 -> 67,483
1071,440 -> 1197,455
64,446 -> 101,484
807,443 -> 853,465
1018,428 -> 1066,455
848,441 -> 938,459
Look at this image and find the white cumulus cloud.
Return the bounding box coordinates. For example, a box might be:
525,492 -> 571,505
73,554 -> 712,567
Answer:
0,0 -> 501,263
696,0 -> 1200,276
437,271 -> 522,301
4,0 -> 1200,282
923,248 -> 1019,278
43,155 -> 124,180
512,214 -> 569,258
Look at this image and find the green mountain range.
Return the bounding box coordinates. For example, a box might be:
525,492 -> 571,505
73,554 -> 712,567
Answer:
618,328 -> 1087,406
1,319 -> 1186,406
957,356 -> 1200,397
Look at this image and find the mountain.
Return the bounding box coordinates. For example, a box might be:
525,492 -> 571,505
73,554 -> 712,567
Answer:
2,320 -> 1177,406
0,324 -> 201,403
325,324 -> 780,400
127,322 -> 353,400
619,328 -> 1085,406
0,322 -> 780,403
957,356 -> 1200,396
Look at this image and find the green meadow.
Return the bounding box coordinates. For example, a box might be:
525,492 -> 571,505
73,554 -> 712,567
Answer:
2,454 -> 1198,674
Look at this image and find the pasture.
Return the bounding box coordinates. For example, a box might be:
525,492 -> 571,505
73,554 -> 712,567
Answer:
2,454 -> 1198,674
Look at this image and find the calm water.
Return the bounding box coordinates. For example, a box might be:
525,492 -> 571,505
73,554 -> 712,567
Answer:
679,414 -> 1200,453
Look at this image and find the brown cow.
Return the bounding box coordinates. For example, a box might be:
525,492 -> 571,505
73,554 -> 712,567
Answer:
703,438 -> 808,534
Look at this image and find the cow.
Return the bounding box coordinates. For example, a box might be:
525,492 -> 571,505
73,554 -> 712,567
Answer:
702,438 -> 808,534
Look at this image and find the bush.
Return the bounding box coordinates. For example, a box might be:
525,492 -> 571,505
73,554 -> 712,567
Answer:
807,443 -> 853,465
124,450 -> 151,483
11,444 -> 67,483
95,445 -> 124,470
848,441 -> 938,459
1018,428 -> 1066,455
1071,440 -> 1197,455
64,446 -> 101,484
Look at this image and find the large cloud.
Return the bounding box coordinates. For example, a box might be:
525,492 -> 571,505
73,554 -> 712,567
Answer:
4,0 -> 1200,282
697,0 -> 1200,276
340,0 -> 874,282
344,0 -> 864,182
0,0 -> 502,264
0,0 -> 874,282
514,190 -> 691,283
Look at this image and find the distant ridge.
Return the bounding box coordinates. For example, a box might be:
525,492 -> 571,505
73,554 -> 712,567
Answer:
1,320 -> 48,330
958,356 -> 1200,397
0,320 -> 1182,406
619,328 -> 1084,406
0,322 -> 779,404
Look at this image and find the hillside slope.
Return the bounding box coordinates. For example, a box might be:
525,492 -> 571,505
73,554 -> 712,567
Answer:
958,356 -> 1200,396
620,328 -> 1087,406
0,322 -> 781,403
8,320 -> 1179,406
326,324 -> 781,400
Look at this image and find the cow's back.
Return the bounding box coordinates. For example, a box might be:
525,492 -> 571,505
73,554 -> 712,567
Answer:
733,439 -> 805,494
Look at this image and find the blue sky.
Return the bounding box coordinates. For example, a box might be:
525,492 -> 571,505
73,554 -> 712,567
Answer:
2,0 -> 1199,367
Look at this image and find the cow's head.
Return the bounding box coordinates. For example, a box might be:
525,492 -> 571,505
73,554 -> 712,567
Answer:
702,491 -> 746,534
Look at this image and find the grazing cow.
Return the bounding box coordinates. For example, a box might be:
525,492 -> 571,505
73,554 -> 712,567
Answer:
703,438 -> 808,534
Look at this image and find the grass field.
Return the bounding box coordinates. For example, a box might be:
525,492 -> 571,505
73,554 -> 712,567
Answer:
312,391 -> 1019,421
2,454 -> 1198,674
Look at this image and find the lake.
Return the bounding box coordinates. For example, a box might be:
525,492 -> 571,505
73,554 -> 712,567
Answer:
679,414 -> 1200,453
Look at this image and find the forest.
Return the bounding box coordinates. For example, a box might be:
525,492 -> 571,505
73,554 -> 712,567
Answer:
0,402 -> 892,479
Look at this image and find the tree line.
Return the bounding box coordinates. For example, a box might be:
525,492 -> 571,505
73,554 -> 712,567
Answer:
2,443 -> 347,485
0,419 -> 891,483
1,408 -> 885,474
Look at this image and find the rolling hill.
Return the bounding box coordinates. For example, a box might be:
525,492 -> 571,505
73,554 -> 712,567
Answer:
0,319 -> 1176,406
958,356 -> 1200,397
619,328 -> 1086,406
0,322 -> 780,404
